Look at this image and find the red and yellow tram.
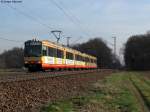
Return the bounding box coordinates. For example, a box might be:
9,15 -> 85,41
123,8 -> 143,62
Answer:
24,39 -> 97,71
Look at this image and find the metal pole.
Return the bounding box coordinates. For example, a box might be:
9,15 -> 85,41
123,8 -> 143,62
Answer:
112,37 -> 116,69
112,37 -> 116,58
66,37 -> 71,47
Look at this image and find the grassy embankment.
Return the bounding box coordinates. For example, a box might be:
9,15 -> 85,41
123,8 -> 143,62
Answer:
41,72 -> 150,112
129,72 -> 150,109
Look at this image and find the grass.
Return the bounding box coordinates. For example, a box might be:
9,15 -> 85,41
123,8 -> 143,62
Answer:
93,73 -> 141,112
41,101 -> 73,112
130,73 -> 150,109
41,72 -> 150,112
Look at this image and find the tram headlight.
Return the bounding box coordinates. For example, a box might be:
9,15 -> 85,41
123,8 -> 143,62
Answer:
37,61 -> 42,64
41,57 -> 45,63
25,61 -> 28,64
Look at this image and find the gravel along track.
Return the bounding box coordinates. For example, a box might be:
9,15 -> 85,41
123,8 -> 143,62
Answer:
0,70 -> 112,112
0,69 -> 110,83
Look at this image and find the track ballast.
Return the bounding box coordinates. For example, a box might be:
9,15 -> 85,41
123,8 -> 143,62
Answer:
0,69 -> 107,83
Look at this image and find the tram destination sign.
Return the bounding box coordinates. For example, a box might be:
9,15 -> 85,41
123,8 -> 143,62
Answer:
25,41 -> 42,46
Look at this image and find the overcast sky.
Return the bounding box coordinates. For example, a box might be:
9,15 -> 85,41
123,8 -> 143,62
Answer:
0,0 -> 150,56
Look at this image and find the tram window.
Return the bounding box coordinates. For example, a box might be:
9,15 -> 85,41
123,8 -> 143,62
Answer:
66,52 -> 73,60
78,55 -> 80,61
75,55 -> 78,61
84,57 -> 86,62
90,59 -> 92,63
24,44 -> 42,57
86,58 -> 88,62
89,58 -> 91,63
62,51 -> 64,58
70,53 -> 73,60
93,59 -> 95,63
79,55 -> 81,61
78,56 -> 80,61
80,56 -> 82,61
75,55 -> 77,60
48,47 -> 56,57
57,49 -> 64,58
80,56 -> 83,61
85,57 -> 89,62
75,55 -> 76,60
66,52 -> 69,59
75,55 -> 82,61
92,59 -> 94,63
82,57 -> 84,61
90,59 -> 93,63
62,50 -> 64,58
82,56 -> 85,61
87,58 -> 89,62
57,49 -> 61,58
75,55 -> 79,61
42,46 -> 48,56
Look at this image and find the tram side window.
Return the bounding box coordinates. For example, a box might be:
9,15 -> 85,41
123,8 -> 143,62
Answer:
88,58 -> 90,62
91,59 -> 93,63
57,49 -> 64,58
82,56 -> 85,61
75,55 -> 82,61
79,55 -> 81,61
66,52 -> 73,60
89,58 -> 91,62
94,59 -> 96,63
48,47 -> 56,57
75,55 -> 79,61
75,55 -> 77,61
85,57 -> 88,62
42,46 -> 48,56
82,57 -> 85,62
92,59 -> 94,63
89,58 -> 92,63
79,56 -> 82,61
87,58 -> 90,62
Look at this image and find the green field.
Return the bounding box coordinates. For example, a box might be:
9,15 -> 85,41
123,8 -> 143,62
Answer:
41,72 -> 150,112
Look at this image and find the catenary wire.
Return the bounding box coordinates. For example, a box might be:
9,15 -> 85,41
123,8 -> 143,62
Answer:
0,37 -> 24,43
6,4 -> 54,30
48,0 -> 91,42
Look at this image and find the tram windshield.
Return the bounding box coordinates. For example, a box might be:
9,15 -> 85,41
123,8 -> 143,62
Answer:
24,41 -> 42,57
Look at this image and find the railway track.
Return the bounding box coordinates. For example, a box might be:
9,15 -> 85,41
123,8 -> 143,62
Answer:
0,69 -> 110,83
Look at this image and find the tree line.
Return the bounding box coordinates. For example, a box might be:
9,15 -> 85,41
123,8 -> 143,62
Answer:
0,48 -> 24,68
124,34 -> 150,70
